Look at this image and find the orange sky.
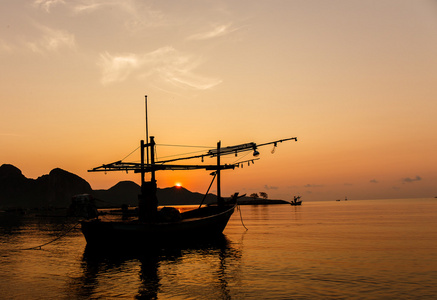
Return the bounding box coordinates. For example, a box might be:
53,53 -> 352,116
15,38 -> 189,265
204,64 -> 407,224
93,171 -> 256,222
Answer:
1,0 -> 436,201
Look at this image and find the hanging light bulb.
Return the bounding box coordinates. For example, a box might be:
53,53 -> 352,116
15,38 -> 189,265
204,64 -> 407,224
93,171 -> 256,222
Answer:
252,145 -> 260,157
271,142 -> 278,154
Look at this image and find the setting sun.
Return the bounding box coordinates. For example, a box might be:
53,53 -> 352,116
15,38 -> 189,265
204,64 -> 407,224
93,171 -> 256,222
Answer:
175,182 -> 182,188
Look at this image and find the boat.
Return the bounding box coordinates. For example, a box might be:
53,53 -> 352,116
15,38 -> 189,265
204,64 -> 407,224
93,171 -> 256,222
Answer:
290,195 -> 302,206
81,133 -> 298,247
68,194 -> 98,218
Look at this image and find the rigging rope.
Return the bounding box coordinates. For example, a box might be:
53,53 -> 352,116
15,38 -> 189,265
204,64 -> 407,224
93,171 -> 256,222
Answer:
232,151 -> 250,164
157,149 -> 209,161
198,172 -> 217,209
157,143 -> 211,148
121,146 -> 140,161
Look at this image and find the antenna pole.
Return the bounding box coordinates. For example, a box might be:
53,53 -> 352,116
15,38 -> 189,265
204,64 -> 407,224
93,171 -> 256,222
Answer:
140,139 -> 145,185
217,141 -> 223,206
145,95 -> 149,166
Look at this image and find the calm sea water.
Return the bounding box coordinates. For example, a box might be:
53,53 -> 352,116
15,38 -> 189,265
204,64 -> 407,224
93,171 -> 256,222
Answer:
0,198 -> 436,299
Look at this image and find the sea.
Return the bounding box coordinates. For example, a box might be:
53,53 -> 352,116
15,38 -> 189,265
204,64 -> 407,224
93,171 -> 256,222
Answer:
0,198 -> 436,299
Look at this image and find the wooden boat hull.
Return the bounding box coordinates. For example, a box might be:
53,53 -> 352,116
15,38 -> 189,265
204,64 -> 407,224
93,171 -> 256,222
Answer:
290,201 -> 302,206
81,204 -> 236,246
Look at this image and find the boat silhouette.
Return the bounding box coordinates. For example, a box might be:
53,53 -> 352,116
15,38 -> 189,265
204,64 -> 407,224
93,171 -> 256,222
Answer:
80,100 -> 298,246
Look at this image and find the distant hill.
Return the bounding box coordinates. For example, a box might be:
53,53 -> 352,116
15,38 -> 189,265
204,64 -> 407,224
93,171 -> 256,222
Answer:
92,181 -> 141,207
0,164 -> 92,209
0,164 -> 289,209
92,183 -> 219,207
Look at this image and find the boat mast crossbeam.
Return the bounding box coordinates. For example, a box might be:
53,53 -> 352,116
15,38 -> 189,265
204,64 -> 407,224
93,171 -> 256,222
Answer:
87,137 -> 296,173
88,163 -> 236,173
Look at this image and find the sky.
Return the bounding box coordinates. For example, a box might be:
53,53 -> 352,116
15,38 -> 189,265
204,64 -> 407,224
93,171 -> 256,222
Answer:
1,0 -> 437,201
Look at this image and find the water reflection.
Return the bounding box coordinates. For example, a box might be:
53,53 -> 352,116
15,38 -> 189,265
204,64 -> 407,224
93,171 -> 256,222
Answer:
75,235 -> 241,299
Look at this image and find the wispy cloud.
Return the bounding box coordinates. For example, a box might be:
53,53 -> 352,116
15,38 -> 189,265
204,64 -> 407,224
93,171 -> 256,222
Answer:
98,52 -> 139,84
34,0 -> 131,14
304,184 -> 324,188
73,0 -> 133,14
72,0 -> 167,29
34,0 -> 65,13
25,24 -> 76,53
98,47 -> 222,89
264,185 -> 278,190
370,179 -> 379,183
188,23 -> 238,40
402,175 -> 422,183
34,0 -> 166,30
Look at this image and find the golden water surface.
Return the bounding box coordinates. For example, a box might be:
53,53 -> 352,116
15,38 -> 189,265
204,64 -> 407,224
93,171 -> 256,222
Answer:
0,198 -> 436,299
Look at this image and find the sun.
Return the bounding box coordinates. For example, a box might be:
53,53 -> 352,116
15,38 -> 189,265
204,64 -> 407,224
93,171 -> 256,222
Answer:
175,182 -> 182,188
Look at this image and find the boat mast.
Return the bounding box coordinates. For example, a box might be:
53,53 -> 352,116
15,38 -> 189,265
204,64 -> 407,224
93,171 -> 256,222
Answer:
138,136 -> 158,222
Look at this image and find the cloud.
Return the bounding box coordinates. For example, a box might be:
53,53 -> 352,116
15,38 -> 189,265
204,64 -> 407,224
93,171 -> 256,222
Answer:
369,179 -> 379,183
73,2 -> 109,13
25,25 -> 76,53
402,175 -> 422,183
34,0 -> 65,12
264,185 -> 278,190
34,0 -> 166,30
98,52 -> 139,84
72,0 -> 136,14
34,0 -> 133,14
304,184 -> 324,188
188,23 -> 238,40
98,47 -> 222,89
71,0 -> 167,29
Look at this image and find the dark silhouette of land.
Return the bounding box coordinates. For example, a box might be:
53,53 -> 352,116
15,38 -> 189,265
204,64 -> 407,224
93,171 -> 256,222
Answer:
0,164 -> 92,209
0,164 -> 288,210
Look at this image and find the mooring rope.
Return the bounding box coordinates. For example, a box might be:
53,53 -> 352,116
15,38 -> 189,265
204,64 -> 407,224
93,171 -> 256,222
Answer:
21,221 -> 82,250
237,204 -> 248,231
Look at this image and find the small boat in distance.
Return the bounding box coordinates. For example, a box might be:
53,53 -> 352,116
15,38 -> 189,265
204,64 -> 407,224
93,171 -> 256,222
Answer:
80,126 -> 298,247
290,195 -> 302,206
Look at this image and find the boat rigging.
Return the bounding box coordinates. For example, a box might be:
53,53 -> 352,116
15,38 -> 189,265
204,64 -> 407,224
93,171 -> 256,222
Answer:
88,137 -> 297,173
